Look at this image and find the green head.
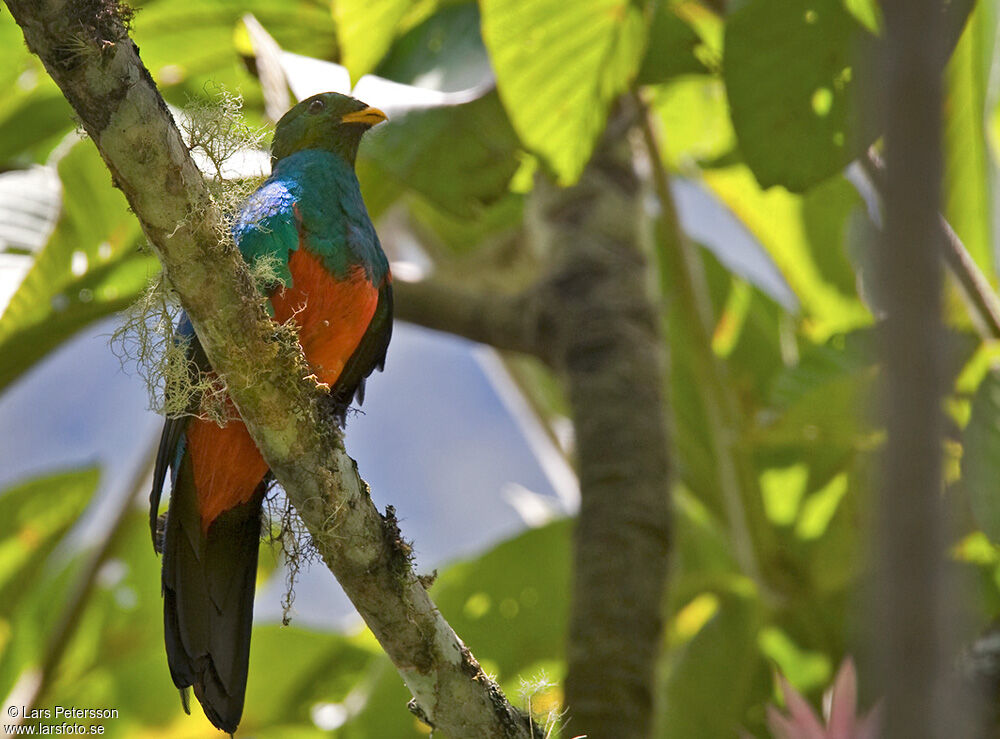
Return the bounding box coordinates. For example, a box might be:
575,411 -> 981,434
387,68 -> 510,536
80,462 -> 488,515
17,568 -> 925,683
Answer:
271,92 -> 387,166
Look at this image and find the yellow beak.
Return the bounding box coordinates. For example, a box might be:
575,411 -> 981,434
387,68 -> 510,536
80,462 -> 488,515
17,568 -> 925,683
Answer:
341,106 -> 388,126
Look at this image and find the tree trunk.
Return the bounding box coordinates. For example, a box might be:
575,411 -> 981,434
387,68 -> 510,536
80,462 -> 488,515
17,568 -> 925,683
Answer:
875,0 -> 956,736
531,106 -> 672,739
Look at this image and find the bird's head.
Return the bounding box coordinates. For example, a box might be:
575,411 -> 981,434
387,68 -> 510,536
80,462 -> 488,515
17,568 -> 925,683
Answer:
271,92 -> 387,166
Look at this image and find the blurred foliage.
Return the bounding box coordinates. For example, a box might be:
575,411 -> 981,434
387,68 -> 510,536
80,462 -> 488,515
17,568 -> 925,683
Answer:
943,0 -> 997,282
2,0 -> 1000,737
0,469 -> 98,698
0,142 -> 158,391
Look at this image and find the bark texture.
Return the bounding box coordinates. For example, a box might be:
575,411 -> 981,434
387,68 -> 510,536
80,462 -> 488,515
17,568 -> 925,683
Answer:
875,1 -> 955,737
4,1 -> 539,735
530,110 -> 672,739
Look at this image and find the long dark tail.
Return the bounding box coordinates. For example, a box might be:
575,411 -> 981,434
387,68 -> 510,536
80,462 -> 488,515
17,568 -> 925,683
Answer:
160,453 -> 265,734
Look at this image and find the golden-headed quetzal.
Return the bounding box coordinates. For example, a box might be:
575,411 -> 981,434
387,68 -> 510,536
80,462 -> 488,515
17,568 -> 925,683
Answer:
149,92 -> 392,734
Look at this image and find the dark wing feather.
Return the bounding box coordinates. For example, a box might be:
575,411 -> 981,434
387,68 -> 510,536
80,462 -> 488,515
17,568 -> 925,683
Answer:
150,415 -> 184,547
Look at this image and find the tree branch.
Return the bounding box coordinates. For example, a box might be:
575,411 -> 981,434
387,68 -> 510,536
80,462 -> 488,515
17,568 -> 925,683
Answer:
530,101 -> 673,739
393,278 -> 549,361
3,1 -> 538,735
875,1 -> 956,736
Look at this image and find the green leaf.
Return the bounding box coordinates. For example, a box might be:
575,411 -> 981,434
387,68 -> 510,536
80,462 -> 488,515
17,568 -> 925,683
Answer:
636,1 -> 711,85
657,592 -> 770,738
359,92 -> 522,219
757,626 -> 831,693
334,0 -> 419,81
941,2 -> 997,285
405,191 -> 525,258
0,254 -> 156,391
16,510 -> 166,726
375,3 -> 492,92
432,520 -> 570,677
757,360 -> 875,451
795,471 -> 849,541
0,467 -> 101,702
131,0 -> 337,109
963,370 -> 1000,544
767,330 -> 873,412
0,468 -> 99,617
760,464 -> 809,527
723,0 -> 875,192
843,0 -> 882,33
29,505 -> 375,735
241,626 -> 378,732
650,76 -> 736,168
0,11 -> 71,167
0,92 -> 75,167
0,556 -> 82,702
667,488 -> 744,609
0,141 -> 158,392
480,0 -> 649,184
0,8 -> 34,96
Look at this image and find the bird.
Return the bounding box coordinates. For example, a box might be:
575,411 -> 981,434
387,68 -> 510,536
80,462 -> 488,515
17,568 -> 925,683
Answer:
149,91 -> 392,734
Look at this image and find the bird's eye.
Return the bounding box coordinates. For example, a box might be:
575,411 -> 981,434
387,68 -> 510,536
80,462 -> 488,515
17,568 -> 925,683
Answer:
308,98 -> 326,114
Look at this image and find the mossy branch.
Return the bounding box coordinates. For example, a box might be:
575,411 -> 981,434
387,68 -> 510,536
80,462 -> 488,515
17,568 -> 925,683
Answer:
3,1 -> 538,735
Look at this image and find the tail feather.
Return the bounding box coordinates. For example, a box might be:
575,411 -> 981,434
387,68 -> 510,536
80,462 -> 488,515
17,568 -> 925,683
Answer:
161,452 -> 264,734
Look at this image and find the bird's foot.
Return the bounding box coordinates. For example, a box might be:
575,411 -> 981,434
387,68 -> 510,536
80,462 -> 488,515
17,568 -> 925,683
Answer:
304,373 -> 331,393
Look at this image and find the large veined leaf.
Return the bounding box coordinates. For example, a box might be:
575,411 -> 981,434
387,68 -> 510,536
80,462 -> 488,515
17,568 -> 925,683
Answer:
723,0 -> 875,192
240,627 -> 378,734
21,510 -> 175,733
480,0 -> 649,184
723,0 -> 975,192
0,141 -> 158,393
333,0 -> 418,81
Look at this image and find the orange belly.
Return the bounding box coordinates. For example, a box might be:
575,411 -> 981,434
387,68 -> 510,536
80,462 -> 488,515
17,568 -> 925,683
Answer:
188,249 -> 380,530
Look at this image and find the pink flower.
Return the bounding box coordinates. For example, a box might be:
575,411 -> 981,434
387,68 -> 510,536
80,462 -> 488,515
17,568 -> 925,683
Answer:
762,658 -> 882,739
